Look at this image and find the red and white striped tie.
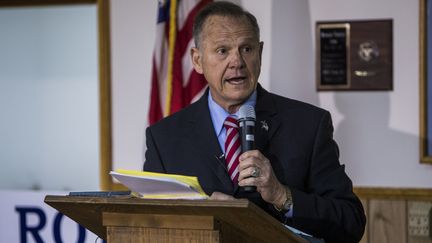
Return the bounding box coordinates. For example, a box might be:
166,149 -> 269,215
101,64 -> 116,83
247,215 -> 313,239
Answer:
223,116 -> 241,183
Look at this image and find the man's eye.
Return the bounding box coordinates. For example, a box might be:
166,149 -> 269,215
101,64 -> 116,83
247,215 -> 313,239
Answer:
217,48 -> 227,55
242,46 -> 252,53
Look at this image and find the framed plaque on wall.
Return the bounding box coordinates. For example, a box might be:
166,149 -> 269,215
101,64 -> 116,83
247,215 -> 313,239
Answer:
316,19 -> 393,91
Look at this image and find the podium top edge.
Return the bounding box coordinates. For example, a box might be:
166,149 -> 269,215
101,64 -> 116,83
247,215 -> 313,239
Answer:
44,194 -> 251,208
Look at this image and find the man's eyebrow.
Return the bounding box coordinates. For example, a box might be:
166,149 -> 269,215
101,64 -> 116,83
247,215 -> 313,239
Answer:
209,39 -> 229,46
210,37 -> 258,44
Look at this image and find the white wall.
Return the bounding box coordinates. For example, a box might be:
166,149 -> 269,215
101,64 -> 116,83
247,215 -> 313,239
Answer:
308,0 -> 432,187
110,0 -> 157,171
269,0 -> 318,106
109,0 -> 432,188
240,0 -> 272,90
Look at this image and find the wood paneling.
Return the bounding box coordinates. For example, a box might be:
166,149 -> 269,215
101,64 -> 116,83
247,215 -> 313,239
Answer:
355,187 -> 432,200
360,199 -> 369,243
369,199 -> 406,243
409,236 -> 432,243
356,188 -> 432,243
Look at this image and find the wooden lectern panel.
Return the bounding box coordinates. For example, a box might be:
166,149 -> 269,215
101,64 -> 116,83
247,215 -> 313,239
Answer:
103,212 -> 262,243
107,227 -> 220,243
105,213 -> 220,242
44,195 -> 306,243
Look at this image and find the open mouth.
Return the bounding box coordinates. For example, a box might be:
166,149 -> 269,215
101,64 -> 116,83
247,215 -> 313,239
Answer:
224,76 -> 247,84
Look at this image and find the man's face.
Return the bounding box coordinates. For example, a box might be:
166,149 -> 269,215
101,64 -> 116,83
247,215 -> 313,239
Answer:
191,15 -> 263,113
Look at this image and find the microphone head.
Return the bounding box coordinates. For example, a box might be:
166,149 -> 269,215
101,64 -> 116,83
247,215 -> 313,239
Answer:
238,104 -> 256,121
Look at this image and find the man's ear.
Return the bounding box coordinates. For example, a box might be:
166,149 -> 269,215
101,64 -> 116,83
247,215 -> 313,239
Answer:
191,47 -> 203,74
259,41 -> 264,62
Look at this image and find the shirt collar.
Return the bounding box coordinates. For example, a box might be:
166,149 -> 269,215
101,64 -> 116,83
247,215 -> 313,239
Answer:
208,89 -> 257,137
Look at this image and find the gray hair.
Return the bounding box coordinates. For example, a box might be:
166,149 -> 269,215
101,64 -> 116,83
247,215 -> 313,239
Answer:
192,1 -> 260,48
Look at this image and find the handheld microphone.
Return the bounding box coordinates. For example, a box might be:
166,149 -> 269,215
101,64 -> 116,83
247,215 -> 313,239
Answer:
238,104 -> 256,192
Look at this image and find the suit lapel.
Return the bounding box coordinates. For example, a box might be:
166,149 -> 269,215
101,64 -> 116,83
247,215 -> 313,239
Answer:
255,85 -> 281,152
186,91 -> 234,193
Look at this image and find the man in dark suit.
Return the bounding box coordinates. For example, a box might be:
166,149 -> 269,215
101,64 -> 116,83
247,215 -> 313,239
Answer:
144,2 -> 366,242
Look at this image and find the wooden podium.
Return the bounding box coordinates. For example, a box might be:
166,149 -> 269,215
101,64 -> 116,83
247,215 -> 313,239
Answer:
44,195 -> 306,243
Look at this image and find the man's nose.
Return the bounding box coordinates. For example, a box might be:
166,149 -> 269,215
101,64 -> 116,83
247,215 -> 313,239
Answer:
228,50 -> 245,69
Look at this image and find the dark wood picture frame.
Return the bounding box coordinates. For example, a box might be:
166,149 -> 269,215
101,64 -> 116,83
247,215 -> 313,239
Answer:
420,0 -> 432,163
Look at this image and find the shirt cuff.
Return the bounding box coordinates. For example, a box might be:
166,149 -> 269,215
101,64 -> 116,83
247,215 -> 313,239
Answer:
284,204 -> 294,218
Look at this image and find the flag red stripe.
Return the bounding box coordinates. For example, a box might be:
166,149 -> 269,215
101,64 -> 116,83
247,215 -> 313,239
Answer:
149,57 -> 163,124
185,70 -> 207,101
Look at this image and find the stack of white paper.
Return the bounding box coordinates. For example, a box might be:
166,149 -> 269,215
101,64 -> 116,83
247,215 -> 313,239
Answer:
110,169 -> 209,200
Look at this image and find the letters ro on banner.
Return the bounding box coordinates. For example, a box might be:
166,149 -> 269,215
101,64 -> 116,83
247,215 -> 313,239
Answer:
0,190 -> 101,243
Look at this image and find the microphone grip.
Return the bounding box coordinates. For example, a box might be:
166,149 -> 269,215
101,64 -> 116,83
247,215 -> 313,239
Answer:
241,128 -> 255,151
239,119 -> 256,192
239,121 -> 256,151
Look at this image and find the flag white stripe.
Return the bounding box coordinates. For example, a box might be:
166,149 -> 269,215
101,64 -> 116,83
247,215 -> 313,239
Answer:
177,0 -> 199,31
182,39 -> 195,86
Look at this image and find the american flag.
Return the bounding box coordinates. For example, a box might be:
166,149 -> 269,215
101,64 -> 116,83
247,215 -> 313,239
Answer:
149,0 -> 211,125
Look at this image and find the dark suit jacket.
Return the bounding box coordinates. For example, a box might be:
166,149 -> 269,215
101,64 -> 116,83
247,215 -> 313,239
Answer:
144,85 -> 366,242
